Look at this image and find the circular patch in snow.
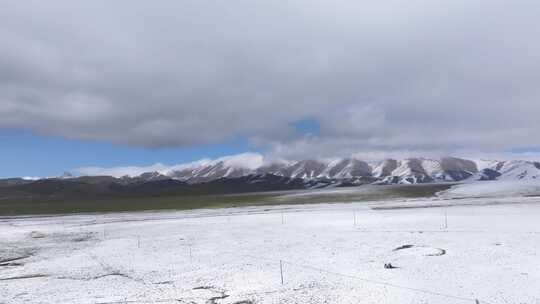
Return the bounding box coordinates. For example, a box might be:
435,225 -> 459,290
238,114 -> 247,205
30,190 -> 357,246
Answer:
393,244 -> 446,256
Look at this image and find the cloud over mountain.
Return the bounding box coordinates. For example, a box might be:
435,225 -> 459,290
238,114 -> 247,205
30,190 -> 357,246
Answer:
1,0 -> 540,157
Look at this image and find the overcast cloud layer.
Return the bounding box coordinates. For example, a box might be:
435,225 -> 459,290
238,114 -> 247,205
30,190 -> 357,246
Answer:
1,0 -> 539,159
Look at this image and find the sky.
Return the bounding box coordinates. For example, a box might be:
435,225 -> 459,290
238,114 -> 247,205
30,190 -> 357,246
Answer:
1,0 -> 540,177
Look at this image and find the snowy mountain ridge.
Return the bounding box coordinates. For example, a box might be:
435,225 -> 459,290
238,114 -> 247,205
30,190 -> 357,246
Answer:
137,156 -> 540,185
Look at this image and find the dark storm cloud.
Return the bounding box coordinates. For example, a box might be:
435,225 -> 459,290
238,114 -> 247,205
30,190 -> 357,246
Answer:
1,0 -> 539,157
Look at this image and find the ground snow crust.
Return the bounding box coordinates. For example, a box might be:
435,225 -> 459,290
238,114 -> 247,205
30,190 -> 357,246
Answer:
1,195 -> 540,303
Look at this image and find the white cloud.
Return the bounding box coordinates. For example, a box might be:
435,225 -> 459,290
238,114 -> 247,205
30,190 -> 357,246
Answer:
76,152 -> 264,177
217,153 -> 264,170
76,163 -> 172,178
0,0 -> 539,156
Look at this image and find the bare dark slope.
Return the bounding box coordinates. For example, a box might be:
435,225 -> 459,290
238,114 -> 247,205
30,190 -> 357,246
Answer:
0,174 -> 307,203
0,174 -> 452,215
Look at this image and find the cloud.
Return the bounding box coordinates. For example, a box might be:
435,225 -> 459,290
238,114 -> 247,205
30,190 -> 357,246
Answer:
1,0 -> 540,157
76,163 -> 173,178
76,152 -> 264,177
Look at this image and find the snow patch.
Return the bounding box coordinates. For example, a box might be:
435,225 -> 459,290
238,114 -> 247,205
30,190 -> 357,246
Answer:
439,180 -> 540,198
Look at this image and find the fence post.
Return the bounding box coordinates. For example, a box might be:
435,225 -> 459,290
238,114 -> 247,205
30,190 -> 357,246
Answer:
280,260 -> 284,285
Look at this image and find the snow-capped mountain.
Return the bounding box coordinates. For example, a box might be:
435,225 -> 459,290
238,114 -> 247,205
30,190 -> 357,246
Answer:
4,156 -> 538,205
471,160 -> 540,181
135,155 -> 540,185
166,153 -> 263,183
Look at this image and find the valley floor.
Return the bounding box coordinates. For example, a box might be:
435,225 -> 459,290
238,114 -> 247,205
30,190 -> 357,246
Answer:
1,193 -> 540,303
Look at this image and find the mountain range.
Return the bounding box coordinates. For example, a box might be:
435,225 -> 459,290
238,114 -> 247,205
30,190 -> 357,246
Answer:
1,156 -> 539,204
148,156 -> 540,185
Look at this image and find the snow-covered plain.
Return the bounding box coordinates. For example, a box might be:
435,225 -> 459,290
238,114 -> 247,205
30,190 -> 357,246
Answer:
438,180 -> 540,198
1,188 -> 540,303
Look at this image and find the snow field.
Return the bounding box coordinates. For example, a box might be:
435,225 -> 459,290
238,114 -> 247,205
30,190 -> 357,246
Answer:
1,197 -> 540,303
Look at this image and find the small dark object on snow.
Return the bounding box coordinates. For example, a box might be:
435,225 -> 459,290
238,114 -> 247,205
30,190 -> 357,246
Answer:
393,244 -> 414,251
384,263 -> 397,269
